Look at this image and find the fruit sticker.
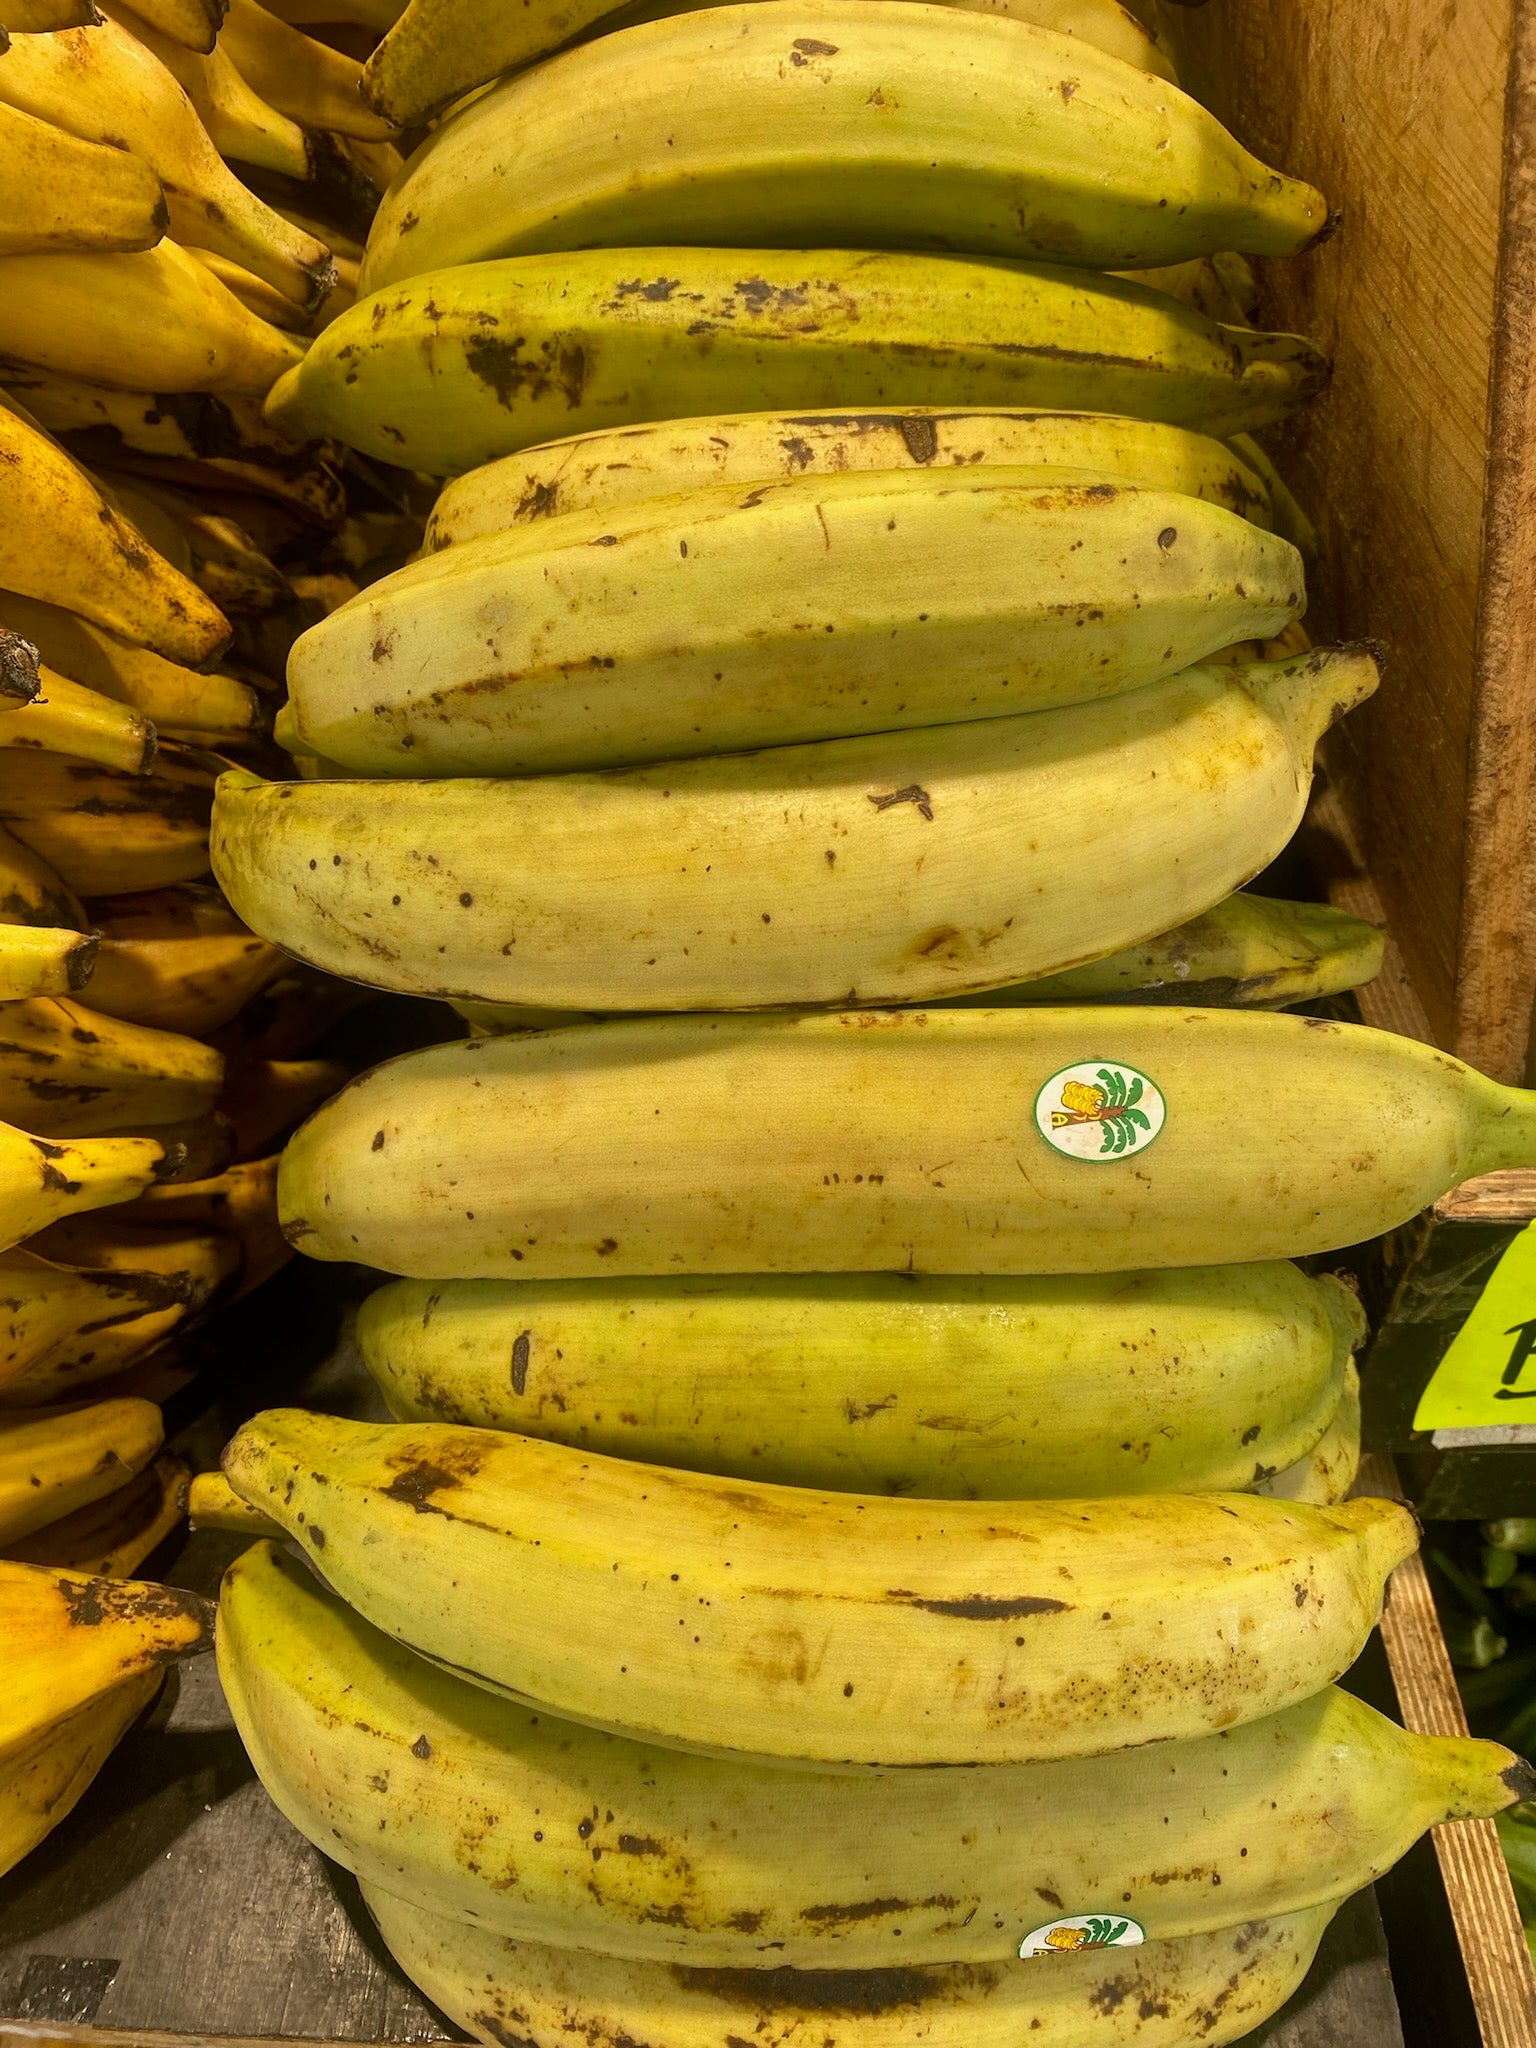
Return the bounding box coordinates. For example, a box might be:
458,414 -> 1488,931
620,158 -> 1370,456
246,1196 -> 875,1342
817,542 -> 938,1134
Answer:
1034,1061 -> 1166,1161
1018,1914 -> 1147,1960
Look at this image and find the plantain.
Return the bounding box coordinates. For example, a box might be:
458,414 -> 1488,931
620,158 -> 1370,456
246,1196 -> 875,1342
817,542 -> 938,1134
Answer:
98,2 -> 311,179
0,1672 -> 161,1876
220,0 -> 396,139
0,100 -> 167,259
0,1238 -> 231,1398
0,926 -> 97,999
421,406 -> 1274,552
76,885 -> 285,1035
264,249 -> 1330,475
1255,1361 -> 1361,1508
216,1537 -> 1526,1960
0,1397 -> 163,1543
113,1154 -> 289,1296
221,1407 -> 1417,1767
358,1263 -> 1361,1500
0,997 -> 222,1139
0,752 -> 211,898
0,1121 -> 180,1251
361,4 -> 1324,292
3,1453 -> 189,1575
0,241 -> 305,400
115,0 -> 224,51
0,665 -> 156,774
213,648 -> 1372,1013
0,399 -> 230,665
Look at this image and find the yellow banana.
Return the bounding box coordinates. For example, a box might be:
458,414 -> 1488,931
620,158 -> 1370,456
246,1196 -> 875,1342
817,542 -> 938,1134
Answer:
0,752 -> 212,897
221,1055 -> 349,1160
421,406 -> 1273,551
0,399 -> 230,665
222,1407 -> 1417,1766
215,648 -> 1373,1012
189,251 -> 308,331
0,665 -> 156,774
265,249 -> 1330,475
0,1239 -> 229,1397
0,1120 -> 178,1250
99,2 -> 311,179
97,470 -> 291,617
293,473 -> 1303,776
1229,430 -> 1320,560
0,241 -> 305,399
76,884 -> 285,1035
217,1536 -> 1525,1959
0,24 -> 334,308
113,1154 -> 289,1296
115,0 -> 223,51
362,0 -> 1175,125
0,1669 -> 160,1876
108,1109 -> 232,1182
277,1005 -> 1536,1278
0,1397 -> 163,1542
362,4 -> 1324,294
220,0 -> 396,139
1255,1360 -> 1361,1508
0,996 -> 222,1139
359,1263 -> 1360,1500
0,819 -> 83,931
365,1884 -> 1333,2048
0,0 -> 102,25
0,926 -> 97,999
0,99 -> 167,259
4,1452 -> 189,1575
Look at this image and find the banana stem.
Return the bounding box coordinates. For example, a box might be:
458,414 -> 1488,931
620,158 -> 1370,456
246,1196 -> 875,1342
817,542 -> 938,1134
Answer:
1469,1074 -> 1536,1174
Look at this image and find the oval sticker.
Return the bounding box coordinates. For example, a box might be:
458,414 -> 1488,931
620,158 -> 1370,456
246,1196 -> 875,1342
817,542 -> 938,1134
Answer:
1034,1061 -> 1166,1162
1018,1913 -> 1147,1960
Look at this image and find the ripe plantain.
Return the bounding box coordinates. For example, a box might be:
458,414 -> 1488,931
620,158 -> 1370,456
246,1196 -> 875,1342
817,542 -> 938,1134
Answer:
361,4 -> 1324,292
0,400 -> 230,666
366,1883 -> 1336,2048
358,1262 -> 1360,1500
421,406 -> 1274,551
264,248 -> 1329,474
0,997 -> 223,1140
1255,1361 -> 1361,1508
0,1671 -> 162,1876
0,1397 -> 163,1542
0,240 -> 305,400
221,1407 -> 1417,1766
216,1537 -> 1526,1962
290,473 -> 1304,776
275,1005 -> 1536,1278
0,100 -> 167,259
214,647 -> 1373,1013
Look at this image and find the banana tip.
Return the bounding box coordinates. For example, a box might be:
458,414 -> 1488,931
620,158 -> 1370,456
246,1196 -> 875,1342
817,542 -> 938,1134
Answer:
1302,207 -> 1346,254
66,932 -> 100,992
1502,1755 -> 1536,1807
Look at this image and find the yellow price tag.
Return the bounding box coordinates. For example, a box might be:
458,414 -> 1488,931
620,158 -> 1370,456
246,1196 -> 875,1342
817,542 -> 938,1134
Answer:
1413,1220 -> 1536,1431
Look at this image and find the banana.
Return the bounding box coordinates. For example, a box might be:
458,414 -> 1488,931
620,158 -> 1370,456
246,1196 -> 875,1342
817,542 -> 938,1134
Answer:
221,1406 -> 1417,1766
0,399 -> 230,665
292,473 -> 1303,777
99,3 -> 311,180
0,0 -> 103,25
216,1537 -> 1527,1961
98,470 -> 292,617
1118,255 -> 1250,324
76,884 -> 285,1035
3,1452 -> 189,1575
0,593 -> 261,747
0,241 -> 305,399
110,1109 -> 232,1182
0,752 -> 212,897
0,1397 -> 163,1542
0,24 -> 334,308
421,407 -> 1273,552
0,926 -> 97,999
0,1240 -> 230,1397
264,249 -> 1330,475
0,100 -> 167,259
220,1055 -> 349,1159
0,665 -> 156,774
0,822 -> 83,931
358,1262 -> 1360,1500
190,251 -> 308,332
214,647 -> 1373,1012
276,1005 -> 1536,1278
1229,431 -> 1319,561
0,1669 -> 160,1877
220,0 -> 395,140
1255,1360 -> 1361,1507
114,1154 -> 289,1295
362,4 -> 1324,295
364,1884 -> 1334,2048
116,0 -> 223,51
0,1121 -> 178,1250
361,0 -> 1175,126
0,996 -> 223,1139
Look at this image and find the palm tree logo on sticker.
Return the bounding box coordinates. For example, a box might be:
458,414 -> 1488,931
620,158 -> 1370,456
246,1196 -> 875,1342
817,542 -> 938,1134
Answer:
1034,1061 -> 1166,1161
1018,1913 -> 1147,1959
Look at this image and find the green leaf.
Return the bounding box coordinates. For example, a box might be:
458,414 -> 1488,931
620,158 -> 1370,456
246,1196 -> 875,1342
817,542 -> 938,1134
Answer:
1124,1107 -> 1151,1132
1100,1123 -> 1116,1154
1124,1076 -> 1144,1107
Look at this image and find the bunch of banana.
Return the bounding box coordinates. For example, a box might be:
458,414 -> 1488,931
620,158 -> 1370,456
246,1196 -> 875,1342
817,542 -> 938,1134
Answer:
0,1556 -> 212,1876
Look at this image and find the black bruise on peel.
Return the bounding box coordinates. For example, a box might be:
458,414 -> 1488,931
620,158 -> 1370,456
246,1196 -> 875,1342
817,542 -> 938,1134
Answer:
886,1591 -> 1070,1619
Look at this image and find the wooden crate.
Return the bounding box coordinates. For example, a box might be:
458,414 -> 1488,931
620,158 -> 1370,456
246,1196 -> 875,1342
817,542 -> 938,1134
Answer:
1168,0 -> 1536,1084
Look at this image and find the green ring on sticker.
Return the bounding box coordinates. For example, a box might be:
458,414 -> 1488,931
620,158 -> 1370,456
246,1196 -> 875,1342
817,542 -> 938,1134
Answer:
1034,1060 -> 1167,1163
1018,1912 -> 1148,1959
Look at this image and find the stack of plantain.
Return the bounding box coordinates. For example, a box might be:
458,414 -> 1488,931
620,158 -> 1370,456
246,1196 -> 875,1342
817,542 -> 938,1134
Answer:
0,0 -> 428,1869
163,0 -> 1536,2042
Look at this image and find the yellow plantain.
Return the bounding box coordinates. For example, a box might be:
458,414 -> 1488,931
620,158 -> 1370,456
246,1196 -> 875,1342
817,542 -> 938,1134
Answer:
0,1397 -> 163,1542
365,1884 -> 1333,2048
0,997 -> 223,1139
0,1120 -> 179,1251
0,665 -> 156,774
0,100 -> 167,259
0,1669 -> 160,1876
421,406 -> 1274,551
0,400 -> 230,665
359,1262 -> 1360,1499
1255,1361 -> 1361,1508
76,884 -> 285,1035
0,752 -> 212,897
98,1 -> 311,179
291,473 -> 1304,776
361,4 -> 1325,291
222,1408 -> 1417,1766
214,648 -> 1373,1012
0,1241 -> 227,1396
276,1005 -> 1536,1278
0,927 -> 97,999
0,0 -> 102,23
116,0 -> 224,51
3,1453 -> 189,1575
0,23 -> 334,307
221,0 -> 396,139
0,241 -> 305,400
264,249 -> 1329,475
113,1154 -> 289,1296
